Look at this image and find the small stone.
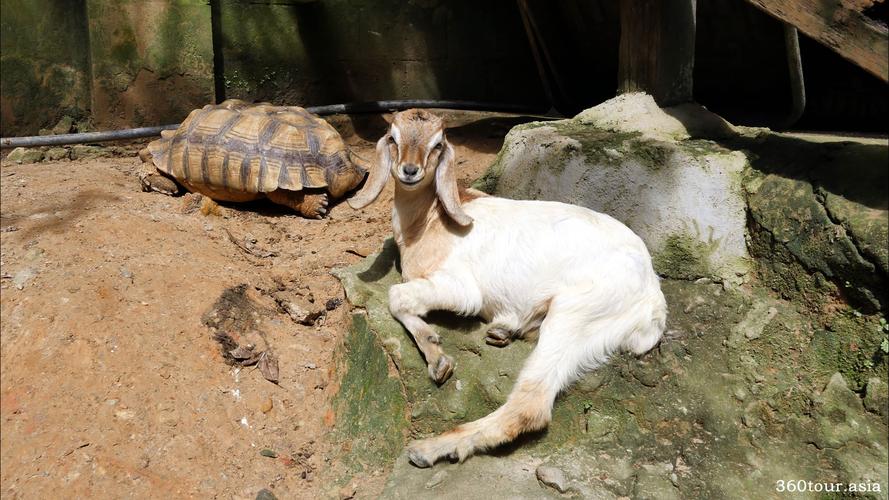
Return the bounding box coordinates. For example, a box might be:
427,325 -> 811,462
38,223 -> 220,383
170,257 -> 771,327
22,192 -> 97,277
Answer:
324,298 -> 342,311
6,147 -> 44,164
338,482 -> 357,499
733,387 -> 748,402
304,363 -> 317,370
119,267 -> 133,280
45,147 -> 69,161
281,301 -> 324,326
260,398 -> 273,413
13,268 -> 36,290
424,470 -> 448,489
70,144 -> 104,160
536,465 -> 568,493
255,488 -> 278,500
114,409 -> 135,420
259,449 -> 278,458
180,193 -> 203,214
51,115 -> 75,135
864,378 -> 888,423
728,302 -> 778,345
585,411 -> 619,442
634,463 -> 679,500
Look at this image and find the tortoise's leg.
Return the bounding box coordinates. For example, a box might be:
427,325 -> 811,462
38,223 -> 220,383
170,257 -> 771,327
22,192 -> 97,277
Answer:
138,162 -> 180,196
267,189 -> 329,219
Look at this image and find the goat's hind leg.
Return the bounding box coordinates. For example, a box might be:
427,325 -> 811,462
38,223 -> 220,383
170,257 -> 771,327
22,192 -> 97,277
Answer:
388,277 -> 481,384
407,290 -> 628,467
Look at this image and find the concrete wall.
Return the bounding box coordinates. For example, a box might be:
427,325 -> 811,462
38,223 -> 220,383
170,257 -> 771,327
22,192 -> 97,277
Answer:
0,0 -> 546,136
85,0 -> 215,130
0,0 -> 92,135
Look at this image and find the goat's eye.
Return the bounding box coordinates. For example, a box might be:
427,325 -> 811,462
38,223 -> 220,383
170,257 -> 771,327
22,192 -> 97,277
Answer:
387,136 -> 396,145
432,143 -> 443,151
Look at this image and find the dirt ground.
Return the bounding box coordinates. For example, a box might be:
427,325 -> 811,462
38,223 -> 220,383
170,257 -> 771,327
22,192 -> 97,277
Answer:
0,111 -> 532,499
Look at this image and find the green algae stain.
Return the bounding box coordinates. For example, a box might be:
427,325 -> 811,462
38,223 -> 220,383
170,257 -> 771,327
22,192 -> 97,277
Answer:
332,313 -> 409,470
652,234 -> 712,280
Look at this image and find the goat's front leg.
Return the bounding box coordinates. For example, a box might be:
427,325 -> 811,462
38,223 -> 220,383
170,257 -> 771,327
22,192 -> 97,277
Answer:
388,277 -> 479,384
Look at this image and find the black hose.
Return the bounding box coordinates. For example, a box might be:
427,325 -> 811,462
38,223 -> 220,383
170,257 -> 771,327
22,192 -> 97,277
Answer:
1,100 -> 547,149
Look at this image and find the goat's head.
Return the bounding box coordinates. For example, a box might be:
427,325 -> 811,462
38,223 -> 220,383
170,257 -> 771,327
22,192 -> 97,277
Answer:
348,109 -> 472,226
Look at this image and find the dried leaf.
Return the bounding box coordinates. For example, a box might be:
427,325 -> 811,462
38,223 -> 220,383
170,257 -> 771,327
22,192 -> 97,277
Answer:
258,352 -> 279,384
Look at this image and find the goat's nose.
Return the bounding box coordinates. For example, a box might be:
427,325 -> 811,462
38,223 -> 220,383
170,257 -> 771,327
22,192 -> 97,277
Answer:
403,164 -> 419,176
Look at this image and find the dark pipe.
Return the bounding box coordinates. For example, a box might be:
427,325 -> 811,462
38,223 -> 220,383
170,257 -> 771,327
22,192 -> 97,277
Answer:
780,24 -> 806,130
1,125 -> 181,149
1,100 -> 549,149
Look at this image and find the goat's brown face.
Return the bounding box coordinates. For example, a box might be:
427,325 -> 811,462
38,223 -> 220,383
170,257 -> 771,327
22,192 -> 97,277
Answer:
387,109 -> 446,191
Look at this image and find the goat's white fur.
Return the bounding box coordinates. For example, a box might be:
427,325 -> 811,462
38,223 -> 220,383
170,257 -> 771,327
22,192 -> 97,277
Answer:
348,109 -> 667,468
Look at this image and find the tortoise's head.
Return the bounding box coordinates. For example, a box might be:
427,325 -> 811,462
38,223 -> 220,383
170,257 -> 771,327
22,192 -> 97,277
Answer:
348,109 -> 471,226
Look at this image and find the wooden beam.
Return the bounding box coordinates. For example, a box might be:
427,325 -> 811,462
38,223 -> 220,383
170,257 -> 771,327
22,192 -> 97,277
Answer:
744,0 -> 888,82
618,0 -> 697,106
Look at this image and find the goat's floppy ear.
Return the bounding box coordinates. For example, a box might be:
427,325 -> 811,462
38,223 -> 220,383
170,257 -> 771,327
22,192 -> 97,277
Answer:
435,141 -> 473,226
348,133 -> 393,209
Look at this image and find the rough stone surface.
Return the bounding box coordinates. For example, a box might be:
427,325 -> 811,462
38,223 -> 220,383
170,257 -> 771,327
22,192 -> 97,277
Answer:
44,147 -> 70,161
743,133 -> 888,312
574,92 -> 736,142
477,94 -> 888,312
69,145 -> 105,161
331,313 -> 409,470
333,242 -> 888,499
536,465 -> 569,493
4,147 -> 44,164
0,0 -> 91,135
85,0 -> 215,129
475,94 -> 751,283
864,377 -> 888,424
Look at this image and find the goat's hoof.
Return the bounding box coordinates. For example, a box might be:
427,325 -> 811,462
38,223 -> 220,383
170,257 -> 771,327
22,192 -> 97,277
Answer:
485,326 -> 515,347
429,355 -> 454,384
407,447 -> 433,468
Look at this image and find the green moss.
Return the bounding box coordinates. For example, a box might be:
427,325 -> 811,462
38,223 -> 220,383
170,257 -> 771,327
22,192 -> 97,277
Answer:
814,314 -> 889,392
471,143 -> 508,194
652,234 -> 712,280
746,173 -> 887,313
337,252 -> 888,498
332,313 -> 409,470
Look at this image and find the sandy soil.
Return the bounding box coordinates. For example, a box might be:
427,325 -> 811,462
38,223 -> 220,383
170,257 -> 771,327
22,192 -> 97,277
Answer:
0,111 -> 532,499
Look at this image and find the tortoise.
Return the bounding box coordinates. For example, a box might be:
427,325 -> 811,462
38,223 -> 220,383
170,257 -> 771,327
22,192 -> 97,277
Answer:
138,99 -> 368,218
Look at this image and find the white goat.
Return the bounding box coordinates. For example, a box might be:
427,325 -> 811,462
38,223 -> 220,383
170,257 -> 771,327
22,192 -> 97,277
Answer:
348,109 -> 667,468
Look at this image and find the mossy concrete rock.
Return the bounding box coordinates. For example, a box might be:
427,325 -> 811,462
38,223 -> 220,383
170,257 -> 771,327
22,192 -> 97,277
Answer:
742,134 -> 888,312
4,147 -> 44,164
864,378 -> 888,425
475,93 -> 751,283
44,147 -> 70,161
333,242 -> 888,499
477,94 -> 888,313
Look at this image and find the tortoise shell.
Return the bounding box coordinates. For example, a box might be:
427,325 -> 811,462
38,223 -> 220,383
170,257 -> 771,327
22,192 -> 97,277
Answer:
145,99 -> 366,199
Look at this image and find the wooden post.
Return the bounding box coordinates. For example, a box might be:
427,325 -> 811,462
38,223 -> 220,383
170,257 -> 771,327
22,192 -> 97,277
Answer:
618,0 -> 697,106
